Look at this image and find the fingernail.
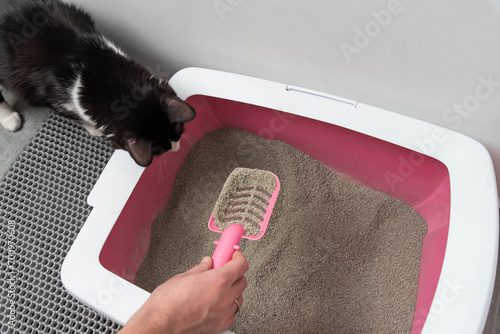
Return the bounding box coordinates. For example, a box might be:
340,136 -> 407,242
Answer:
201,257 -> 211,264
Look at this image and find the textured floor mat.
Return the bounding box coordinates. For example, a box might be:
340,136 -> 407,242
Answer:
0,113 -> 120,333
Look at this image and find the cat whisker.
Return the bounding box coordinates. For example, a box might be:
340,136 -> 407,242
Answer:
157,153 -> 164,185
182,134 -> 195,148
157,158 -> 162,184
158,153 -> 171,185
162,155 -> 168,183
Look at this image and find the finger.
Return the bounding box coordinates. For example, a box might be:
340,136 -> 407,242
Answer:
233,295 -> 243,314
222,314 -> 236,330
232,250 -> 245,260
224,296 -> 242,328
230,298 -> 240,315
231,275 -> 247,296
215,251 -> 249,282
219,295 -> 242,331
182,256 -> 212,276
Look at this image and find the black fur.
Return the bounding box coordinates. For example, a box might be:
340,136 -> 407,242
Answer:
0,0 -> 195,166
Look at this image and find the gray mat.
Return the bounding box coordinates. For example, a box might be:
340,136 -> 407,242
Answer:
0,113 -> 120,333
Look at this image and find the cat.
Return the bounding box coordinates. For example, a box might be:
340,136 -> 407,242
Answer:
0,0 -> 195,167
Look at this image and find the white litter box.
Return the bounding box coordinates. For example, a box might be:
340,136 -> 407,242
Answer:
62,67 -> 498,333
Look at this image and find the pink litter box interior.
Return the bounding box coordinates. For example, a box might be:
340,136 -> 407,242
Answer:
99,95 -> 450,333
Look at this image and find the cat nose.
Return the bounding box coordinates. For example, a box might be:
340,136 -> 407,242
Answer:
169,141 -> 180,152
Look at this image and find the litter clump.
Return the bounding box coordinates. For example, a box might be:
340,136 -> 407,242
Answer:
213,167 -> 276,236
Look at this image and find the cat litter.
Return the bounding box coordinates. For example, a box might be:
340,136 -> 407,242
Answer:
134,127 -> 428,333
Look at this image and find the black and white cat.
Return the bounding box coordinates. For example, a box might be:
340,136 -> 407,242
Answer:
0,0 -> 195,167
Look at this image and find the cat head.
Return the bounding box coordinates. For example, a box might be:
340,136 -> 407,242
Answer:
79,58 -> 195,167
113,92 -> 195,167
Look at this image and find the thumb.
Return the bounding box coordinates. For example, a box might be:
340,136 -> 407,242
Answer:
184,256 -> 212,275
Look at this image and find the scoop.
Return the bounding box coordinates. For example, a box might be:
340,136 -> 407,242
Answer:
208,168 -> 280,268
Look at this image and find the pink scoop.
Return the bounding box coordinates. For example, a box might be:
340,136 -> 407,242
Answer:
208,171 -> 280,268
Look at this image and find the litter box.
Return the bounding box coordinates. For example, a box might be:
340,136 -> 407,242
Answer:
62,67 -> 498,333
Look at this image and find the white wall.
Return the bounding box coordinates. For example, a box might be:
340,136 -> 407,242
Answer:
65,0 -> 500,199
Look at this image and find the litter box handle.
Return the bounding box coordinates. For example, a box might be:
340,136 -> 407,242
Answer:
212,224 -> 245,269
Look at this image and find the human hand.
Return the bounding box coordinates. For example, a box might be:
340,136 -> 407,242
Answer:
118,251 -> 248,334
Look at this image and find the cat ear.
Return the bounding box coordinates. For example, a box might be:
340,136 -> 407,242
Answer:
166,98 -> 196,123
124,136 -> 153,167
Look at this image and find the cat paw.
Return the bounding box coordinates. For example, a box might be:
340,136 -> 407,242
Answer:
0,112 -> 22,132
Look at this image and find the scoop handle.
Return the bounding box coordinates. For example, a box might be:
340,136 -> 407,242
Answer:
212,224 -> 245,269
